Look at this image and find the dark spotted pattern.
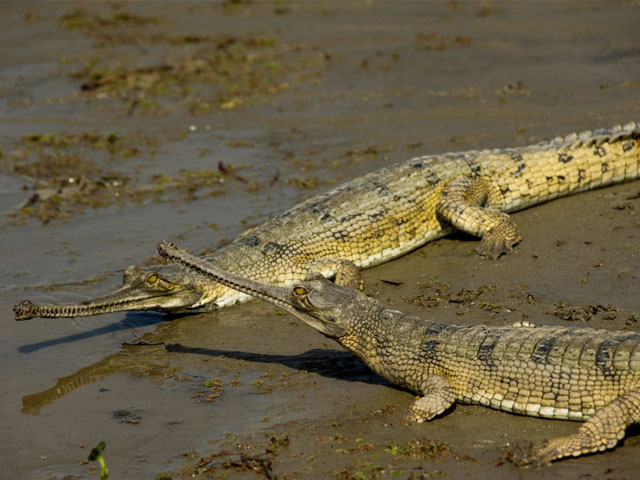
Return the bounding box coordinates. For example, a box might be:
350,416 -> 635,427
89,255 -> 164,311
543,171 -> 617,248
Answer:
371,181 -> 393,197
558,153 -> 573,164
463,156 -> 482,175
262,242 -> 282,256
531,336 -> 558,364
421,339 -> 440,357
510,152 -> 523,162
424,170 -> 440,186
242,236 -> 260,247
476,329 -> 506,366
595,338 -> 623,380
424,322 -> 458,336
622,139 -> 635,152
578,168 -> 587,182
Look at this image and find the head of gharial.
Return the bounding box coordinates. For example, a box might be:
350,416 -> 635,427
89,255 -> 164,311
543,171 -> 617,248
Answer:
113,263 -> 220,311
285,274 -> 406,349
13,263 -> 222,321
253,272 -> 376,339
114,263 -> 258,311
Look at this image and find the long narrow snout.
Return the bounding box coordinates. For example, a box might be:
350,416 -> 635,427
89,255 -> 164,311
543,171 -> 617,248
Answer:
157,241 -> 346,337
13,268 -> 205,321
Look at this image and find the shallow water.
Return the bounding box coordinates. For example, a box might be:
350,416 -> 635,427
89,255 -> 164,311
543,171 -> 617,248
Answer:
1,2 -> 639,479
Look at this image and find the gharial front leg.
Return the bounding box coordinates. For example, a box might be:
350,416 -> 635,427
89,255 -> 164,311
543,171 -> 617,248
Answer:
409,375 -> 457,422
510,386 -> 640,467
302,257 -> 363,290
436,176 -> 521,259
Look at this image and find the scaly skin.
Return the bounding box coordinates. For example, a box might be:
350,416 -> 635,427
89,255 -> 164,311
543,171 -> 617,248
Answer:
157,241 -> 640,466
14,122 -> 640,320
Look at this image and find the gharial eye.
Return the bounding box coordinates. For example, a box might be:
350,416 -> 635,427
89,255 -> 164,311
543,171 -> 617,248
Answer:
293,286 -> 307,296
146,273 -> 159,284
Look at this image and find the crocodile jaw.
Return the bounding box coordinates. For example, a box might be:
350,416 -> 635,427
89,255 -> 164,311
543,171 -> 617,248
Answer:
13,275 -> 208,320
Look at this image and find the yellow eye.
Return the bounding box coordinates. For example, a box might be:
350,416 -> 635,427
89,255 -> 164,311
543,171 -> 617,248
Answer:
293,286 -> 307,296
146,273 -> 159,284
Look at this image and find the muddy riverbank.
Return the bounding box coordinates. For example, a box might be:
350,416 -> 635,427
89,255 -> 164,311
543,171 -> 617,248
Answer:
1,2 -> 639,479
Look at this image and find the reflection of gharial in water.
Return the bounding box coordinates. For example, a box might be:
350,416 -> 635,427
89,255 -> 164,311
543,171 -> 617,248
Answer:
21,345 -> 170,416
14,122 -> 640,320
158,241 -> 640,466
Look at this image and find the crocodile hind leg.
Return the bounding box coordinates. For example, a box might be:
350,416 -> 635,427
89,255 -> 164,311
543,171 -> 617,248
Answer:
436,176 -> 521,259
302,257 -> 363,289
409,375 -> 457,422
514,386 -> 640,466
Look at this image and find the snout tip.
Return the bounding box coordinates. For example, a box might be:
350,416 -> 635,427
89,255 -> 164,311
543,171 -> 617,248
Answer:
157,241 -> 177,258
13,300 -> 35,321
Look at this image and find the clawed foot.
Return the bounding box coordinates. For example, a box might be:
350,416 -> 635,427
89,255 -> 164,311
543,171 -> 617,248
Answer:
408,405 -> 436,424
476,221 -> 522,259
302,258 -> 363,290
408,378 -> 455,423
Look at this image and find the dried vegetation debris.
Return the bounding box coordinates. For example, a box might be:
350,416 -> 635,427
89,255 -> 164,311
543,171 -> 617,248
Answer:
177,430 -> 458,480
178,433 -> 289,479
403,279 -> 508,314
547,301 -> 620,323
54,6 -> 331,114
59,7 -> 160,32
6,127 -> 397,224
415,31 -> 472,51
4,131 -> 252,224
7,131 -> 151,223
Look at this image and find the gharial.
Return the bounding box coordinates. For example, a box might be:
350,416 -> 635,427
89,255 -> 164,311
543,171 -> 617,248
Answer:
153,241 -> 640,466
14,122 -> 640,321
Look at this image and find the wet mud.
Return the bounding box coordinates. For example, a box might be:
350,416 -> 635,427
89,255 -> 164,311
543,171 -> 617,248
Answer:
1,2 -> 639,479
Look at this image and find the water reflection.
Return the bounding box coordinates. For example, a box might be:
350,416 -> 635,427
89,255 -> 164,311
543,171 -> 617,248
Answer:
21,343 -> 169,415
21,342 -> 389,416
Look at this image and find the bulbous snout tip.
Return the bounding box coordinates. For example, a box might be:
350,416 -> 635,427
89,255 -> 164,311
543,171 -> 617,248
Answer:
13,300 -> 35,321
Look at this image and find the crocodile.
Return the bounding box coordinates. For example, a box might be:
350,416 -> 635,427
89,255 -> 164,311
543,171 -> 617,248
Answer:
153,241 -> 640,466
14,121 -> 640,320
